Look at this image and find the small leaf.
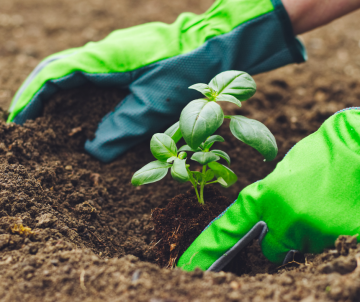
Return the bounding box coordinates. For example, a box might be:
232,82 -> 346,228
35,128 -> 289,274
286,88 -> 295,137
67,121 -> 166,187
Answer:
178,145 -> 202,152
216,177 -> 228,186
191,152 -> 220,166
164,121 -> 182,143
180,99 -> 224,149
132,161 -> 171,186
203,135 -> 225,150
192,171 -> 203,183
167,156 -> 177,163
205,169 -> 215,182
209,70 -> 256,102
215,94 -> 242,107
171,158 -> 190,183
189,83 -> 215,99
207,162 -> 237,188
150,133 -> 177,162
210,150 -> 231,166
178,152 -> 187,160
229,115 -> 277,161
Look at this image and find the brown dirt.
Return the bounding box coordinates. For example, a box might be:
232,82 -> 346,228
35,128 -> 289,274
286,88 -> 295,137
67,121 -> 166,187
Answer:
1,0 -> 360,301
152,186 -> 232,268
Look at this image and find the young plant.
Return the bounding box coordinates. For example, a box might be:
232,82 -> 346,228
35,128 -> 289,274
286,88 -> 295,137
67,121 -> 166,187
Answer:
131,70 -> 278,204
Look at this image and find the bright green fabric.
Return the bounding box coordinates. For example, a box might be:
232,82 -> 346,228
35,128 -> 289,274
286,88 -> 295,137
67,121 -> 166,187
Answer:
8,0 -> 274,122
178,109 -> 360,271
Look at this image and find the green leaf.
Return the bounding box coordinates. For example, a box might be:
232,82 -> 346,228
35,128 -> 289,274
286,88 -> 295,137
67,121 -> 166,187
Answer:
167,156 -> 177,164
209,70 -> 256,102
171,158 -> 190,183
191,152 -> 220,166
131,160 -> 171,186
229,115 -> 277,161
178,152 -> 187,160
210,149 -> 231,166
205,169 -> 215,182
150,133 -> 177,162
207,162 -> 237,188
203,135 -> 225,150
178,145 -> 202,152
189,83 -> 215,99
216,177 -> 227,186
164,121 -> 182,143
215,94 -> 242,108
192,171 -> 203,183
180,99 -> 224,149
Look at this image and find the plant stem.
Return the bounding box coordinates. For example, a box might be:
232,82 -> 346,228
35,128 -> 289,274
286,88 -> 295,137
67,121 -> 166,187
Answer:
193,181 -> 200,202
199,165 -> 207,204
187,166 -> 201,203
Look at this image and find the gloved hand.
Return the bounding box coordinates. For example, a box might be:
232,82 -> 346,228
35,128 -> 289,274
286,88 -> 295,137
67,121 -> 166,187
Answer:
178,108 -> 360,271
8,0 -> 305,162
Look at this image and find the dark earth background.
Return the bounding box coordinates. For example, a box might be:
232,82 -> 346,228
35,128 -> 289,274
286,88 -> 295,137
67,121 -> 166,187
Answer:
1,0 -> 360,301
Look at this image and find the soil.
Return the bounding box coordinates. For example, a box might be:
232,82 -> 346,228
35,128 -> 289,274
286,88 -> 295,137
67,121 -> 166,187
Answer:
152,186 -> 232,268
1,0 -> 360,301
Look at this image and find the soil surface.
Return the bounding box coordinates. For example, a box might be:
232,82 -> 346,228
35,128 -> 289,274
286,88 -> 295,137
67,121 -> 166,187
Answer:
1,0 -> 360,301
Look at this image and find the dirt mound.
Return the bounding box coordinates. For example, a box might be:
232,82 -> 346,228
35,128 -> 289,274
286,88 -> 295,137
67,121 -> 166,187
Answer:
0,72 -> 357,300
0,86 -> 157,262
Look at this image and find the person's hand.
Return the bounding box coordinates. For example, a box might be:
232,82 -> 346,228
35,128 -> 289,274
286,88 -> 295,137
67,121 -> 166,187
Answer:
178,108 -> 360,271
7,0 -> 305,162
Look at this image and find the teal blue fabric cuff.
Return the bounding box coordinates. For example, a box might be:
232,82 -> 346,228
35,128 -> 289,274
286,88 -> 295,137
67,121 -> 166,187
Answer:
272,0 -> 307,63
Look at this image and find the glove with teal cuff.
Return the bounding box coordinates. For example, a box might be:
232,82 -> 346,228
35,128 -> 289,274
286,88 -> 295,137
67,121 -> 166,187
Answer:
178,108 -> 360,272
8,0 -> 305,162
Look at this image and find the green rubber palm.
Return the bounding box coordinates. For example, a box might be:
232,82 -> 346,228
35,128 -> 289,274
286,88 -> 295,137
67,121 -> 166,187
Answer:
178,108 -> 360,271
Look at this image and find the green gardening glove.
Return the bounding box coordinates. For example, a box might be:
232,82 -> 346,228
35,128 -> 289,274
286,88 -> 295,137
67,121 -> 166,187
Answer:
178,107 -> 360,271
7,0 -> 305,163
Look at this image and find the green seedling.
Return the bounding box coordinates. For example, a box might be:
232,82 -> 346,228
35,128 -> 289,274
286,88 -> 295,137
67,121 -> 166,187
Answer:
131,70 -> 278,204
